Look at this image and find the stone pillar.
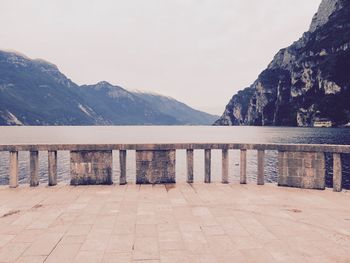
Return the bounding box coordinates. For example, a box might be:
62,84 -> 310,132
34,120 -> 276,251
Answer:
136,150 -> 175,184
204,149 -> 211,183
278,151 -> 325,190
257,150 -> 265,185
186,149 -> 194,183
119,150 -> 127,185
333,153 -> 342,192
48,150 -> 57,186
30,151 -> 39,187
222,149 -> 229,184
240,149 -> 247,184
9,151 -> 18,188
70,150 -> 113,185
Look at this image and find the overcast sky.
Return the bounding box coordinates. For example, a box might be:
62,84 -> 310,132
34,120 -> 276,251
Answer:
0,0 -> 321,115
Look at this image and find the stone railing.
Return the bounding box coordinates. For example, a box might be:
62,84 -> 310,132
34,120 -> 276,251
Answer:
0,143 -> 349,192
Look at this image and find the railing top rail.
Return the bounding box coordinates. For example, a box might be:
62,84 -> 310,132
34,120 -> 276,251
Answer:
0,143 -> 350,153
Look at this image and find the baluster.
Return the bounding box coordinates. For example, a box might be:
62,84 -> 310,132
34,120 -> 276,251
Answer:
333,153 -> 342,192
222,149 -> 229,184
9,151 -> 19,188
204,149 -> 211,183
240,149 -> 247,184
48,150 -> 57,186
257,150 -> 265,185
186,149 -> 194,183
119,150 -> 127,185
30,151 -> 39,187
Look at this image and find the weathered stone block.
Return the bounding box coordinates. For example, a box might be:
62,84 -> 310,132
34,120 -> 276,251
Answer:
300,177 -> 315,189
278,151 -> 325,190
287,177 -> 302,188
303,158 -> 313,169
136,150 -> 175,184
287,159 -> 302,168
70,150 -> 113,185
287,167 -> 299,177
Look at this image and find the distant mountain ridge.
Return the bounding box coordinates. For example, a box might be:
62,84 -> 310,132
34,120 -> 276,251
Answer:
215,0 -> 350,127
0,50 -> 217,125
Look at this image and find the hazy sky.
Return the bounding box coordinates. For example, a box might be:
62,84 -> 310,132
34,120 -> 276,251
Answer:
0,0 -> 321,115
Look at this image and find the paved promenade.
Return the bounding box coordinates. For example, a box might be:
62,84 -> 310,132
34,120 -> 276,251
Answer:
0,183 -> 349,262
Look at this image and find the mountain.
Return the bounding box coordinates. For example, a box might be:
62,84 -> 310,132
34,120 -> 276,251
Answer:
0,50 -> 217,125
215,0 -> 350,127
77,82 -> 179,125
132,91 -> 218,125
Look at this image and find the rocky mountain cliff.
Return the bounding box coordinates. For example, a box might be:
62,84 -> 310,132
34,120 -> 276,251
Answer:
215,0 -> 350,127
0,50 -> 217,125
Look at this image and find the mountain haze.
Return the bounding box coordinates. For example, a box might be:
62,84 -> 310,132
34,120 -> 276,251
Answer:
133,91 -> 218,125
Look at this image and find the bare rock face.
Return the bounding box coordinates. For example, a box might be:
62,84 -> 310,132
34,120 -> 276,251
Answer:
215,0 -> 350,127
310,0 -> 342,32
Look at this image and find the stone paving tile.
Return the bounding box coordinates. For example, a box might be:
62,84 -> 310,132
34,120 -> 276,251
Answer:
73,250 -> 104,263
0,234 -> 15,247
106,234 -> 134,253
132,237 -> 159,261
23,233 -> 62,256
16,255 -> 46,263
0,183 -> 349,262
0,242 -> 30,262
44,243 -> 81,263
102,252 -> 131,263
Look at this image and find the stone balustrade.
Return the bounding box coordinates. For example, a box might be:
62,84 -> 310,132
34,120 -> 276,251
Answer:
0,143 -> 349,192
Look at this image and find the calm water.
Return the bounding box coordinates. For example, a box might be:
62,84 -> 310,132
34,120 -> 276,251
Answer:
0,126 -> 349,188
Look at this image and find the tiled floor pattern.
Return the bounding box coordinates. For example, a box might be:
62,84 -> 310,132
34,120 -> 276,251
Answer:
0,183 -> 349,262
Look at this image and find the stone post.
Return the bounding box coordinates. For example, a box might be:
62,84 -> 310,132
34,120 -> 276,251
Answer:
9,151 -> 18,188
186,149 -> 194,183
278,151 -> 325,190
222,149 -> 229,184
136,150 -> 176,184
204,149 -> 211,183
257,150 -> 265,185
240,149 -> 247,184
119,150 -> 127,185
70,150 -> 113,185
333,153 -> 342,192
48,150 -> 57,186
30,151 -> 39,187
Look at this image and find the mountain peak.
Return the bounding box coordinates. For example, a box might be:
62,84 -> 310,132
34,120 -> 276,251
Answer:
96,81 -> 113,87
309,0 -> 343,32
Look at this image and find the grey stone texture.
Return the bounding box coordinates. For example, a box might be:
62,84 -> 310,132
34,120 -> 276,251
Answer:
240,149 -> 247,184
48,150 -> 57,186
278,151 -> 325,190
333,153 -> 342,192
222,149 -> 229,184
70,150 -> 113,185
204,149 -> 211,183
30,151 -> 39,187
9,151 -> 18,188
119,150 -> 127,185
186,149 -> 194,183
257,150 -> 265,185
136,150 -> 176,184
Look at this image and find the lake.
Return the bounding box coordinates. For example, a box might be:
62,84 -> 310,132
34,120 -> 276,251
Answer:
0,126 -> 349,188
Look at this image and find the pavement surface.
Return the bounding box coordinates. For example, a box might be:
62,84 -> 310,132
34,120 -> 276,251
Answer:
0,183 -> 349,262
